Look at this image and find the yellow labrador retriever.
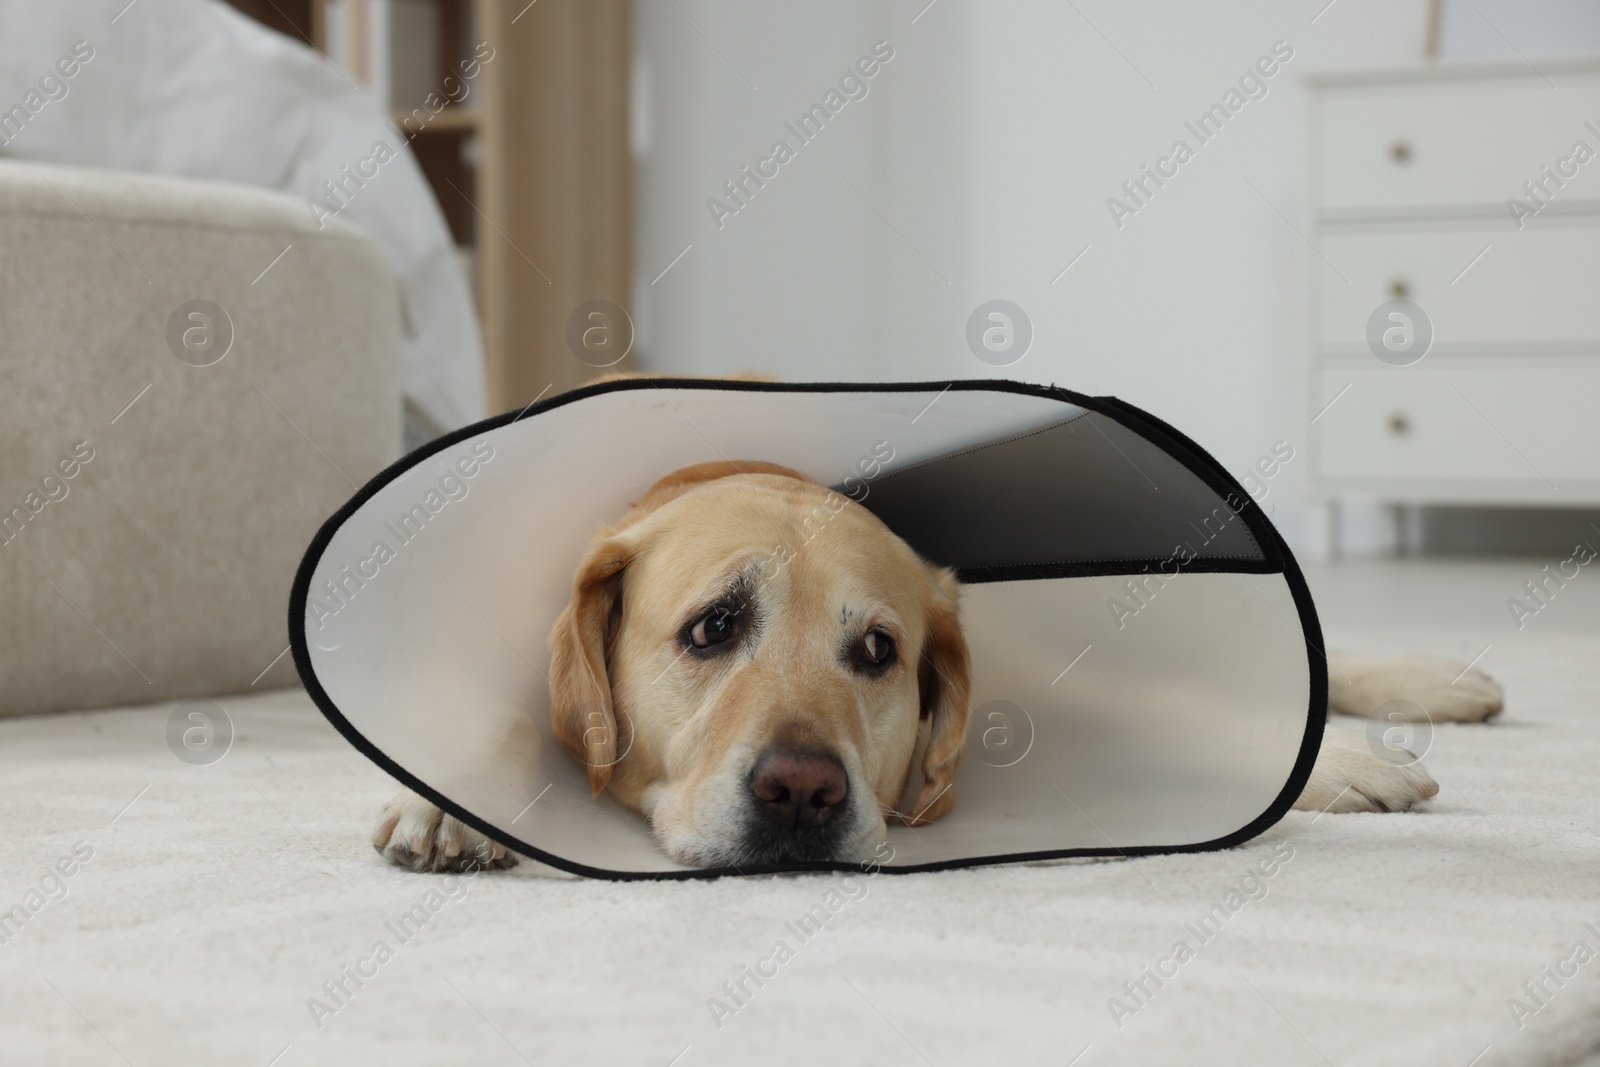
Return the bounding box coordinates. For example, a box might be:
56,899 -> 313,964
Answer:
372,457 -> 1503,872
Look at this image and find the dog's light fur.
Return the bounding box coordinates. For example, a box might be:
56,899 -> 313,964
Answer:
372,444 -> 1503,872
544,461 -> 967,866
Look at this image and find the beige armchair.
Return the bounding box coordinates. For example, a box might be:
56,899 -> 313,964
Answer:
0,159 -> 398,716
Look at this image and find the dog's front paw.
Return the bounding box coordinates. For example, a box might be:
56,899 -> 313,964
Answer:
1328,654 -> 1503,723
1294,726 -> 1439,813
372,790 -> 516,873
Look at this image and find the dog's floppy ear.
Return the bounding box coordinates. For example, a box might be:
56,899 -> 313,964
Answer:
903,566 -> 971,826
548,532 -> 636,796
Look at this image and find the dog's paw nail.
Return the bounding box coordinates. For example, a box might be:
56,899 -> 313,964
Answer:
371,813 -> 401,851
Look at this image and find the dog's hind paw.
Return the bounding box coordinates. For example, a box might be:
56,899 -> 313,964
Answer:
372,790 -> 516,873
1293,726 -> 1439,814
1328,654 -> 1503,723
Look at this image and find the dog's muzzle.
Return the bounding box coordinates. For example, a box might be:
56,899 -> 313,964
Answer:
742,745 -> 853,862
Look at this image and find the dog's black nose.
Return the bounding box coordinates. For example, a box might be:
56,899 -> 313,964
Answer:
749,747 -> 848,830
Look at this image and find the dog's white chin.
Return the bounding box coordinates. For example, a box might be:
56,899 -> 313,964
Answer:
654,805 -> 888,869
662,835 -> 885,870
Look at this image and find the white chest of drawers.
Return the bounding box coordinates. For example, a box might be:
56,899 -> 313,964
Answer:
1307,59 -> 1600,512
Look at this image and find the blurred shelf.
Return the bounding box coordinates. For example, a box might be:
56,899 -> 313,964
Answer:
228,0 -> 632,413
393,106 -> 479,134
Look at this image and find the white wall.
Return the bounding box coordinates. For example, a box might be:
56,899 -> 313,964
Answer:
631,1 -> 896,379
1437,0 -> 1600,58
631,0 -> 1440,554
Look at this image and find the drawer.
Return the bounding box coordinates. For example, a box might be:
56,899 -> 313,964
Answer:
1314,75 -> 1600,216
1312,360 -> 1600,484
1314,220 -> 1600,350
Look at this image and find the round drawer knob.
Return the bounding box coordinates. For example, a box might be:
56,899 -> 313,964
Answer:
1389,278 -> 1410,298
1390,140 -> 1412,162
1388,413 -> 1410,436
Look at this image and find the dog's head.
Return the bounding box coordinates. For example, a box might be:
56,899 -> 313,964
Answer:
548,461 -> 971,867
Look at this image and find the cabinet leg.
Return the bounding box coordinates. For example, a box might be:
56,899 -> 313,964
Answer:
1392,502 -> 1420,557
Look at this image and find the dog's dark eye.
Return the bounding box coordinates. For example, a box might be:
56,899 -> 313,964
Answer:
689,609 -> 737,649
855,629 -> 896,671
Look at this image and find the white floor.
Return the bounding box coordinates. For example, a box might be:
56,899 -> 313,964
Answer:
1304,556 -> 1600,638
3,558 -> 1598,1067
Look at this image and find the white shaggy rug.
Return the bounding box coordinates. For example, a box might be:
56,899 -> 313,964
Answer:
2,627 -> 1597,1067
